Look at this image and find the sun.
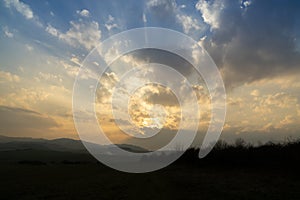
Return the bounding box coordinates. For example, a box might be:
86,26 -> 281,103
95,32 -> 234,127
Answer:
142,116 -> 165,129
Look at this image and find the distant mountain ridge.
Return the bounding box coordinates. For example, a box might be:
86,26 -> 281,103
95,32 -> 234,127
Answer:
0,135 -> 149,153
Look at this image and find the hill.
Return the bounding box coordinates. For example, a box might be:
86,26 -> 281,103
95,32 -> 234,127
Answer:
0,135 -> 148,153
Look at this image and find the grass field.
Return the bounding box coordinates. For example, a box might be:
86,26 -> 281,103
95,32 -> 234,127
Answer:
1,162 -> 300,200
1,140 -> 300,200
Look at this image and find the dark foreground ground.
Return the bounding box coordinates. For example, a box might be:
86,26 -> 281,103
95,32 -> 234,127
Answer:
1,140 -> 300,200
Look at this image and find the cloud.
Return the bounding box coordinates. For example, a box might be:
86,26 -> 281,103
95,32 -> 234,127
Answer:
59,20 -> 101,50
60,61 -> 80,78
222,85 -> 300,137
46,20 -> 101,50
146,0 -> 177,17
105,15 -> 120,31
261,92 -> 297,109
176,14 -> 202,34
0,71 -> 20,83
120,48 -> 196,77
25,44 -> 33,51
3,26 -> 14,38
4,0 -> 33,19
227,97 -> 242,107
0,87 -> 50,109
276,115 -> 295,129
70,56 -> 81,66
196,0 -> 300,87
143,85 -> 179,107
245,74 -> 300,94
196,0 -> 225,30
45,24 -> 59,37
128,91 -> 181,131
250,89 -> 259,97
76,9 -> 90,18
146,0 -> 204,36
4,0 -> 42,26
35,72 -> 62,83
242,0 -> 252,8
0,105 -> 58,136
96,72 -> 118,104
249,92 -> 298,117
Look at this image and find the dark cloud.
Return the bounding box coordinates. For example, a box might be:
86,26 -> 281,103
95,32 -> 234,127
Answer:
0,106 -> 59,136
143,84 -> 179,107
146,0 -> 178,28
1,106 -> 41,115
125,48 -> 197,77
200,0 -> 300,87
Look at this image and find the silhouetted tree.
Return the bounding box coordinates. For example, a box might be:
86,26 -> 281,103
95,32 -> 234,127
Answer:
234,138 -> 246,148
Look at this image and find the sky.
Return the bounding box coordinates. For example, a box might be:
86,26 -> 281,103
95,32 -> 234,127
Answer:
0,0 -> 300,148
